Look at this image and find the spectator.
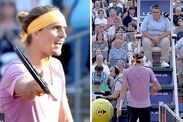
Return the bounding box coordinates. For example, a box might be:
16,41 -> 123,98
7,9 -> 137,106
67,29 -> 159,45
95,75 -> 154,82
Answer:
108,0 -> 124,10
123,0 -> 137,18
98,0 -> 108,11
124,22 -> 137,44
92,24 -> 108,42
108,17 -> 123,42
173,0 -> 183,13
93,0 -> 107,19
127,34 -> 138,63
109,39 -> 127,63
92,65 -> 108,92
115,32 -> 123,40
177,21 -> 183,40
100,24 -> 108,41
128,21 -> 137,32
94,9 -> 107,27
116,60 -> 126,77
92,32 -> 109,59
141,5 -> 171,67
104,66 -> 128,122
174,16 -> 183,34
117,53 -> 161,122
131,17 -> 137,26
107,0 -> 123,17
111,33 -> 127,49
92,54 -> 110,75
123,6 -> 136,28
92,48 -> 108,64
93,24 -> 101,35
173,6 -> 183,26
107,8 -> 122,28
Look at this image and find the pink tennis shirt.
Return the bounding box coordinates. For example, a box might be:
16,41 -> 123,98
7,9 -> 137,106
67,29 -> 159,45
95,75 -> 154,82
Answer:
0,58 -> 68,122
122,65 -> 158,108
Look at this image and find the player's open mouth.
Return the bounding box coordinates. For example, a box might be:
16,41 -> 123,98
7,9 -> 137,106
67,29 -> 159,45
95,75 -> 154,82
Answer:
55,42 -> 61,45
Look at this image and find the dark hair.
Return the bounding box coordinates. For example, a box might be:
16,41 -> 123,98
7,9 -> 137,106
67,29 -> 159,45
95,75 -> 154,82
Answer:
94,24 -> 100,31
129,6 -> 136,10
176,16 -> 183,26
95,65 -> 104,72
17,6 -> 58,45
151,4 -> 161,11
98,9 -> 104,14
112,65 -> 120,75
96,32 -> 104,41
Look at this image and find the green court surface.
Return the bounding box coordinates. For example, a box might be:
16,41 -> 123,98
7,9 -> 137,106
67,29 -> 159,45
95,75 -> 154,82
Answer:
92,83 -> 110,92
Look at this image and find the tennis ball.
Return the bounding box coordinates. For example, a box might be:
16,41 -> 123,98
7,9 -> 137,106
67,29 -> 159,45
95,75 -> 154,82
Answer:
92,98 -> 114,122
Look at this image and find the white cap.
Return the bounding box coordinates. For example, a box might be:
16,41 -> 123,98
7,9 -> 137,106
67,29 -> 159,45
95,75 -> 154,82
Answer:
132,17 -> 137,21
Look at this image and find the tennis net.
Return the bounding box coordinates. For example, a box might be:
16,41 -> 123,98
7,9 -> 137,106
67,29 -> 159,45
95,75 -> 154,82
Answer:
159,102 -> 183,122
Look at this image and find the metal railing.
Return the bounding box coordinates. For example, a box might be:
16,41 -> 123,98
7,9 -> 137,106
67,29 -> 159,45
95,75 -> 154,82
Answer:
171,35 -> 179,115
65,29 -> 90,122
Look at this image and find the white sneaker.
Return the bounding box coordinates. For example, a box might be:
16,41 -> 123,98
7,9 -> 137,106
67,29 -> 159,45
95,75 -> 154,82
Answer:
161,61 -> 169,68
144,60 -> 152,67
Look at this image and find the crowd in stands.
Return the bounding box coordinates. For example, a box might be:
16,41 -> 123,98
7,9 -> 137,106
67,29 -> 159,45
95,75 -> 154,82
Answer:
92,0 -> 138,121
92,0 -> 138,88
92,0 -> 183,92
92,0 -> 183,121
92,0 -> 137,68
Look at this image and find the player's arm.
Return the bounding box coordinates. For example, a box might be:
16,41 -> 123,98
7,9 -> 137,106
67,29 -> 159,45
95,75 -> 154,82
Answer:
59,101 -> 73,122
151,80 -> 161,93
116,80 -> 128,117
14,77 -> 44,100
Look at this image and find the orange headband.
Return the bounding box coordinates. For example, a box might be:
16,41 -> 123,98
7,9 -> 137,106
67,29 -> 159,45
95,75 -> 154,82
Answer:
21,9 -> 67,42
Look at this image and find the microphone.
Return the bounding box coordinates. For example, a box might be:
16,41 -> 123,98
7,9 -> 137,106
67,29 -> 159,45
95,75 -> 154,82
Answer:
163,12 -> 171,21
